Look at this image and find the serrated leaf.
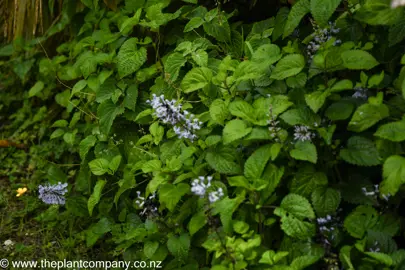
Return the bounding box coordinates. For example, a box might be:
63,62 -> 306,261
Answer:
79,135 -> 97,160
192,49 -> 208,67
305,90 -> 331,113
144,241 -> 159,259
181,67 -> 212,92
188,210 -> 207,236
348,103 -> 389,132
325,101 -> 354,120
88,158 -> 110,176
88,179 -> 106,216
167,233 -> 190,260
310,0 -> 341,26
164,52 -> 187,82
279,193 -> 316,220
341,50 -> 379,70
116,38 -> 147,79
211,192 -> 245,233
244,144 -> 273,179
252,44 -> 282,66
223,119 -> 252,145
340,136 -> 381,166
210,99 -> 229,125
374,121 -> 405,142
184,17 -> 204,32
389,20 -> 405,47
159,183 -> 189,212
344,205 -> 379,239
290,141 -> 317,164
123,84 -> 138,111
291,165 -> 328,198
290,255 -> 321,270
203,15 -> 231,42
283,0 -> 310,38
205,147 -> 241,175
109,155 -> 122,174
270,54 -> 305,80
97,100 -> 125,135
380,155 -> 405,196
311,187 -> 341,217
364,252 -> 393,266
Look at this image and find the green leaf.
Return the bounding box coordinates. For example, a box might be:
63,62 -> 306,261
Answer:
188,210 -> 207,236
206,147 -> 241,175
167,233 -> 190,260
181,67 -> 212,92
344,205 -> 379,239
123,84 -> 138,111
184,17 -> 204,32
274,194 -> 316,239
310,0 -> 341,26
142,160 -> 162,173
305,90 -> 331,113
273,7 -> 289,41
290,255 -> 321,270
116,38 -> 147,79
109,155 -> 122,174
348,103 -> 389,132
283,0 -> 310,38
164,52 -> 187,82
380,155 -> 405,196
374,121 -> 405,142
279,193 -> 316,220
341,50 -> 379,70
159,183 -> 189,211
120,9 -> 142,35
210,99 -> 229,125
192,49 -> 208,67
340,136 -> 381,166
227,176 -> 250,189
364,252 -> 393,266
97,100 -> 125,135
211,192 -> 246,233
144,241 -> 159,259
52,120 -> 68,128
150,122 -> 165,145
291,165 -> 328,198
270,54 -> 305,80
389,20 -> 405,47
79,135 -> 97,160
252,44 -> 282,66
88,158 -> 110,176
244,144 -> 273,179
290,141 -> 317,164
259,250 -> 289,265
50,129 -> 64,139
28,81 -> 45,97
325,101 -> 354,120
311,187 -> 341,217
203,15 -> 231,42
286,73 -> 307,88
228,100 -> 255,123
88,179 -> 106,216
223,119 -> 252,145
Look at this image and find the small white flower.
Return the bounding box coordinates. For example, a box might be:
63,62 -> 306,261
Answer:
391,0 -> 405,8
293,125 -> 315,142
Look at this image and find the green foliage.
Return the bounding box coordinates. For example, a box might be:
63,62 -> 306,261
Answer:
3,0 -> 405,268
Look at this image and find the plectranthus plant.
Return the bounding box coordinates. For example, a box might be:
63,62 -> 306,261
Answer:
147,94 -> 202,141
191,176 -> 224,203
293,125 -> 315,142
352,86 -> 369,99
38,182 -> 68,205
134,191 -> 159,217
306,21 -> 341,61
